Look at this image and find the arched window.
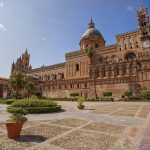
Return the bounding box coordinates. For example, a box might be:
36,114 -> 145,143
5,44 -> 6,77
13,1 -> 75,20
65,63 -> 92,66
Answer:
108,66 -> 112,77
101,67 -> 106,77
125,52 -> 136,61
76,64 -> 79,71
114,66 -> 119,76
122,64 -> 126,75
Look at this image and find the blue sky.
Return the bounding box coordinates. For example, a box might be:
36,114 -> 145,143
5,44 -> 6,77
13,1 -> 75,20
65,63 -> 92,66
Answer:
0,0 -> 150,77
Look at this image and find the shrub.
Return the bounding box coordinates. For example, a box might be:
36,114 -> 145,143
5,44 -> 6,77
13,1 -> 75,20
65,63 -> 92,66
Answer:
0,99 -> 17,105
124,91 -> 133,98
7,107 -> 28,122
103,92 -> 112,100
140,89 -> 150,100
51,97 -> 77,101
77,97 -> 85,106
6,99 -> 17,105
12,99 -> 57,108
30,95 -> 38,99
0,99 -> 7,104
35,92 -> 42,99
70,93 -> 79,98
22,105 -> 61,114
10,99 -> 61,114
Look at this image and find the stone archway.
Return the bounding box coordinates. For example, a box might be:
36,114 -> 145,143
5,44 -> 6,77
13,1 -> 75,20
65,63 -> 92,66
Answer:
125,52 -> 136,61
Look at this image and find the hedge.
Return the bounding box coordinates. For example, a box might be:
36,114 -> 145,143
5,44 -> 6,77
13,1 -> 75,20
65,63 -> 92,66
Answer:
25,105 -> 61,113
7,105 -> 61,114
50,97 -> 78,101
70,93 -> 79,97
12,99 -> 57,108
0,100 -> 7,104
9,99 -> 61,114
103,92 -> 112,97
0,99 -> 17,105
124,91 -> 133,97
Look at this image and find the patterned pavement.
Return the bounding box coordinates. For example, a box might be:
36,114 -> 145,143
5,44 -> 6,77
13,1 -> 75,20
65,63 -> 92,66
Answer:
0,102 -> 150,150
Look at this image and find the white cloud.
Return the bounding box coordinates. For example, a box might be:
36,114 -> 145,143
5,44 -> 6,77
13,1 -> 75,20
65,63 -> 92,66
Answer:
126,6 -> 133,13
41,37 -> 47,41
0,24 -> 6,32
0,1 -> 4,7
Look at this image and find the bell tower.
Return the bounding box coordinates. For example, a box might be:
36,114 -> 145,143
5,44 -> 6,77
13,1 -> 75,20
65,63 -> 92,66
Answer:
137,5 -> 150,49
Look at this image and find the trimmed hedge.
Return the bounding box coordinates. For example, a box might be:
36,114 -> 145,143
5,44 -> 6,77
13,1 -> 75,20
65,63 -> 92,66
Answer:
24,105 -> 61,113
0,100 -> 7,104
7,105 -> 61,114
0,99 -> 17,105
12,99 -> 57,108
124,91 -> 133,97
103,92 -> 112,97
6,99 -> 17,105
50,97 -> 78,101
70,93 -> 79,97
9,99 -> 61,114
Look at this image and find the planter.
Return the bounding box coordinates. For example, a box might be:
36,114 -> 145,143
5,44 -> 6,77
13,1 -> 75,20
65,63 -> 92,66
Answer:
77,105 -> 85,109
6,122 -> 24,139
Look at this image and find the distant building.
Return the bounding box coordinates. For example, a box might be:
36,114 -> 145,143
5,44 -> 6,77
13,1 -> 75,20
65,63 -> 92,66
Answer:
11,49 -> 32,74
0,77 -> 9,99
11,5 -> 150,99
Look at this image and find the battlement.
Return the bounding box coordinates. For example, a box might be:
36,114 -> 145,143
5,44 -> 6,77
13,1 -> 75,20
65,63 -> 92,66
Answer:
31,62 -> 66,72
116,29 -> 140,38
105,44 -> 117,48
65,50 -> 83,57
0,77 -> 8,81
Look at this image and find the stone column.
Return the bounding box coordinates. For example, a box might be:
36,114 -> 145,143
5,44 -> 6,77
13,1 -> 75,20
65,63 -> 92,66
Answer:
119,64 -> 122,76
132,62 -> 137,75
105,66 -> 108,78
111,66 -> 114,78
126,63 -> 130,76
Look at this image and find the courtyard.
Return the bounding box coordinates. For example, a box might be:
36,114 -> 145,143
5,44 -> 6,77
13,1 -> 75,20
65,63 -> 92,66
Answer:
0,101 -> 150,150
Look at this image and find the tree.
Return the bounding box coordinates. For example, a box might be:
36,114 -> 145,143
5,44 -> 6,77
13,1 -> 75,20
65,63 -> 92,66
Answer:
9,71 -> 27,99
85,46 -> 98,99
25,81 -> 35,98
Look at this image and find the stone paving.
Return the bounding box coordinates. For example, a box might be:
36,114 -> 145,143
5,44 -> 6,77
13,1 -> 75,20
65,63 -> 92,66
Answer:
0,102 -> 150,150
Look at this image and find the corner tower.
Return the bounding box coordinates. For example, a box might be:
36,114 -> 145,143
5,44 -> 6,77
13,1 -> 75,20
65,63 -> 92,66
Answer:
80,19 -> 105,50
137,5 -> 150,49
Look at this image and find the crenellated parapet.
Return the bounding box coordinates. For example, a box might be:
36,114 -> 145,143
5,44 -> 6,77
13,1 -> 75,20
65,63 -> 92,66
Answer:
116,29 -> 140,38
31,62 -> 66,72
105,44 -> 117,47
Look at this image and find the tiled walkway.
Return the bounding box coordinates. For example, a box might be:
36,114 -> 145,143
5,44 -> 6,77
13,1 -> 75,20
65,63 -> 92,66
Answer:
139,117 -> 150,150
0,102 -> 150,150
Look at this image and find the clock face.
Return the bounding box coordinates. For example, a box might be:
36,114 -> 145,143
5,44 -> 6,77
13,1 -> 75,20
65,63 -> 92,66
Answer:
142,40 -> 150,48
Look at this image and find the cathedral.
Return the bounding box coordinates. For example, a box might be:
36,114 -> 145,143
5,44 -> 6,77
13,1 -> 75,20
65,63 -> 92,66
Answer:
11,5 -> 150,100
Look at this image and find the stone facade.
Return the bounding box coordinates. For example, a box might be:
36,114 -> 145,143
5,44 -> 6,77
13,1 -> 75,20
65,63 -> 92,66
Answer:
11,5 -> 150,99
11,49 -> 32,73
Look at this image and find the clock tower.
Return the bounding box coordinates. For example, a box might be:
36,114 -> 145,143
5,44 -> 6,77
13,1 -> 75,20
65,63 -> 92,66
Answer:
137,5 -> 150,49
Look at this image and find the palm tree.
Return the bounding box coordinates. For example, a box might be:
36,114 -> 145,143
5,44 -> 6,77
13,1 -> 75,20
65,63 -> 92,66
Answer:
85,46 -> 98,99
9,71 -> 26,99
25,81 -> 35,98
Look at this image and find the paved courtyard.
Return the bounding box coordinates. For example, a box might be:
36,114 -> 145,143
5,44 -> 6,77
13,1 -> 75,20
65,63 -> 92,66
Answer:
0,102 -> 150,150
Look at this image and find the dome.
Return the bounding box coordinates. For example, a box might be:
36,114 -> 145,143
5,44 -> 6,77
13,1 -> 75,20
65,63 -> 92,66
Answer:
81,19 -> 104,40
82,28 -> 102,38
